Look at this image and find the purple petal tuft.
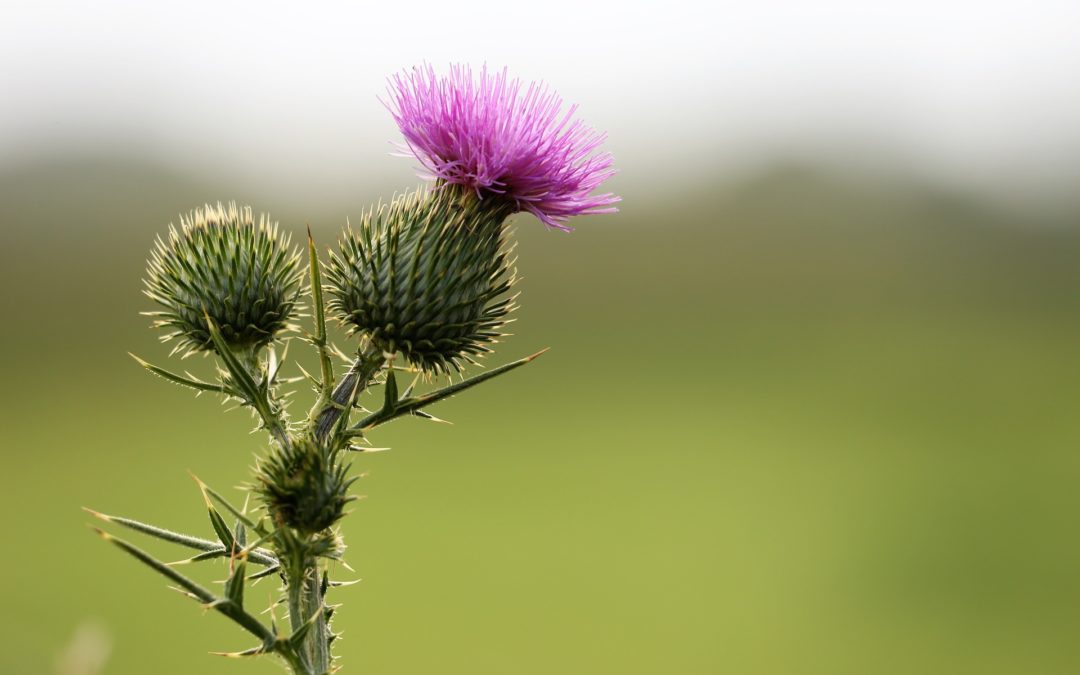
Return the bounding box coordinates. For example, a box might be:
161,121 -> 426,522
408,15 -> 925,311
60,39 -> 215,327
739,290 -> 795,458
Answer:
385,64 -> 620,230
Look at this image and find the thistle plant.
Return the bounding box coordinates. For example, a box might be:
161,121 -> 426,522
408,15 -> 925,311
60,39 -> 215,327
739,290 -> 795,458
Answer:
88,64 -> 617,674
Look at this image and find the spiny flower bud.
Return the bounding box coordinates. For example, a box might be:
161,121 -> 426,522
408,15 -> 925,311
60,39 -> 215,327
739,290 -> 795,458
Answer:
325,184 -> 516,374
144,203 -> 303,355
256,436 -> 355,535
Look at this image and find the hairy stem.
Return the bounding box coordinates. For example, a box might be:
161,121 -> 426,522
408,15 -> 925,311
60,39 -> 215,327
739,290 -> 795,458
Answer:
287,568 -> 311,673
236,345 -> 291,449
305,567 -> 330,673
285,554 -> 328,674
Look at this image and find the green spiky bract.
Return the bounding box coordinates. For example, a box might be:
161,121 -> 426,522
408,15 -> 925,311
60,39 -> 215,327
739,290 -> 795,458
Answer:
325,183 -> 517,374
145,203 -> 303,355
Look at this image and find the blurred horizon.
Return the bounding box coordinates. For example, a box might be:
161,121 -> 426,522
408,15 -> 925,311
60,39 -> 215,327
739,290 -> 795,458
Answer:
5,1 -> 1080,213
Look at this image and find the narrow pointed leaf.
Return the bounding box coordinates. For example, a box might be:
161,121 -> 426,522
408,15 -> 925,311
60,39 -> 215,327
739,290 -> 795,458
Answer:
84,508 -> 223,554
210,508 -> 234,550
194,475 -> 265,534
92,528 -> 273,643
204,315 -> 261,402
225,553 -> 248,609
354,348 -> 548,430
196,481 -> 236,551
248,564 -> 281,582
130,354 -> 229,394
307,227 -> 334,396
83,508 -> 278,566
381,370 -> 398,414
233,520 -> 247,550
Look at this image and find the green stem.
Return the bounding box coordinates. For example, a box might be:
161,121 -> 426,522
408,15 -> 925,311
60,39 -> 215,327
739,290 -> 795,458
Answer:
285,554 -> 329,674
280,648 -> 309,674
287,567 -> 312,674
313,349 -> 382,441
240,347 -> 291,448
305,566 -> 330,673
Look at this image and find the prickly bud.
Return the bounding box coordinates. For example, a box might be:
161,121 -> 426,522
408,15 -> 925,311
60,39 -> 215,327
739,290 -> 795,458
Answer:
325,184 -> 516,373
256,437 -> 353,535
144,203 -> 303,355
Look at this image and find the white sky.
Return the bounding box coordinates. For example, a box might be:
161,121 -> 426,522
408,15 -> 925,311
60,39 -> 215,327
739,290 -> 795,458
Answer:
2,0 -> 1080,203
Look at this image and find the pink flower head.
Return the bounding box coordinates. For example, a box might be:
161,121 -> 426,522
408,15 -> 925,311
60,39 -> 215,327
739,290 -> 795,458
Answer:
385,64 -> 620,231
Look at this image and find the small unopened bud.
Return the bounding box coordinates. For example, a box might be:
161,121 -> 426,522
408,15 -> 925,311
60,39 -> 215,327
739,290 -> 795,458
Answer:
144,203 -> 302,355
256,436 -> 353,535
326,185 -> 516,373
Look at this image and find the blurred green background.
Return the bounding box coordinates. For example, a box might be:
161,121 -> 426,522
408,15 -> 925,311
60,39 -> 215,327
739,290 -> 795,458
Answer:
3,155 -> 1080,674
6,2 -> 1080,673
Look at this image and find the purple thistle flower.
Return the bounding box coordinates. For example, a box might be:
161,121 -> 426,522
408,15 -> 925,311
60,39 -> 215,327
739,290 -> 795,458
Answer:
384,64 -> 620,231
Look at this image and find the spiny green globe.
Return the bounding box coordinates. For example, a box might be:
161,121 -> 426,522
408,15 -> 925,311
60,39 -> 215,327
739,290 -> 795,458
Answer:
326,185 -> 517,373
256,436 -> 356,535
144,203 -> 303,354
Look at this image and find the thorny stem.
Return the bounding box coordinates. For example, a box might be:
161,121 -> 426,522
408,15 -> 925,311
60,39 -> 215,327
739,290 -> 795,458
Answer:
305,567 -> 330,673
283,552 -> 329,674
286,561 -> 313,674
280,350 -> 383,674
279,649 -> 308,674
238,347 -> 291,449
314,349 -> 383,441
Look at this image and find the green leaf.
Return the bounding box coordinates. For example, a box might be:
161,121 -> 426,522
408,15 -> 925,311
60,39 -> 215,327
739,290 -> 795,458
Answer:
83,508 -> 277,567
209,507 -> 234,550
92,528 -> 273,644
233,520 -> 246,550
248,564 -> 281,582
381,370 -> 398,414
129,353 -> 230,395
83,507 -> 221,553
225,551 -> 247,609
307,227 -> 334,396
192,474 -> 266,535
196,480 -> 237,551
205,315 -> 262,403
353,348 -> 548,431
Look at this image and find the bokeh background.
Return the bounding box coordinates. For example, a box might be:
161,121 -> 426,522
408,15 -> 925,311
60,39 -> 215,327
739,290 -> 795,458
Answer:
4,2 -> 1080,673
